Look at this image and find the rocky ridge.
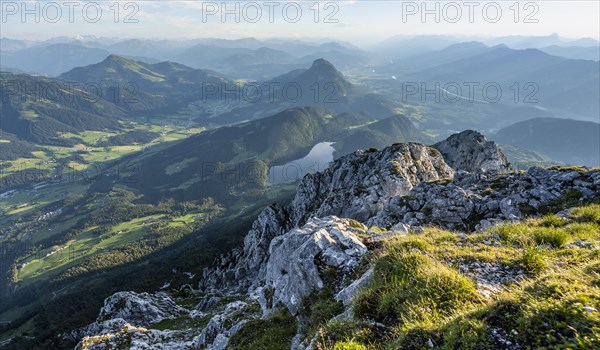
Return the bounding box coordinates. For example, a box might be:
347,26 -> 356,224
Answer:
370,166 -> 600,230
73,131 -> 600,350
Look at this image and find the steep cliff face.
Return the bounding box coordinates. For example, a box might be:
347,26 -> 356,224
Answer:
73,131 -> 600,350
200,205 -> 292,295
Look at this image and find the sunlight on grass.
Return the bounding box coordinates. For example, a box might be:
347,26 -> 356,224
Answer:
314,203 -> 600,349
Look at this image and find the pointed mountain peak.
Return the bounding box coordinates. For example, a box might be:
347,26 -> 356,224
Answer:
306,58 -> 344,78
311,58 -> 335,69
304,58 -> 348,84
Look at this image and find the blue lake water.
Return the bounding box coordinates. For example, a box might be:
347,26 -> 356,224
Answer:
268,142 -> 335,185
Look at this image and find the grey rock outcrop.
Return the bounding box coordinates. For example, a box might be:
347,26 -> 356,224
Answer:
70,291 -> 187,342
370,167 -> 600,230
433,130 -> 511,173
289,142 -> 454,224
201,204 -> 291,294
261,216 -> 368,315
76,322 -> 195,350
73,292 -> 197,350
191,301 -> 251,350
97,291 -> 186,326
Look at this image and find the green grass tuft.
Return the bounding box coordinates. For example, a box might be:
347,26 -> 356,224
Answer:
520,248 -> 546,275
570,204 -> 600,223
354,251 -> 479,326
227,309 -> 297,350
532,227 -> 570,248
332,341 -> 368,350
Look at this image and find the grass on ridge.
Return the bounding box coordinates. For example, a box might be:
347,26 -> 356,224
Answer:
313,204 -> 600,349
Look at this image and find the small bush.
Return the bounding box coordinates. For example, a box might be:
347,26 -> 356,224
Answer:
490,178 -> 509,190
518,203 -> 538,216
347,219 -> 366,230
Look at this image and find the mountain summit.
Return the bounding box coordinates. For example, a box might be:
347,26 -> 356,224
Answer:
73,132 -> 600,349
293,58 -> 355,97
59,55 -> 233,113
310,58 -> 336,68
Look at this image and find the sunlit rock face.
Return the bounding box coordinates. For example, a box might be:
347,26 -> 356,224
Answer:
434,130 -> 511,173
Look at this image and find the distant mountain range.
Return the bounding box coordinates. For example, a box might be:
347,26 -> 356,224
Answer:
485,33 -> 599,49
171,41 -> 368,79
2,36 -> 598,170
1,37 -> 370,79
391,43 -> 599,120
0,72 -> 124,145
1,56 -> 401,151
1,43 -> 112,76
2,35 -> 597,82
492,117 -> 600,167
539,45 -> 599,61
59,54 -> 234,114
371,33 -> 599,61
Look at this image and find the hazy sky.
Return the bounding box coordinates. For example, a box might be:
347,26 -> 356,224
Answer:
2,1 -> 599,45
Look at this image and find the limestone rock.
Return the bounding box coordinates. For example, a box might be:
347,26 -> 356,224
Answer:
262,216 -> 368,315
434,130 -> 511,173
97,291 -> 186,327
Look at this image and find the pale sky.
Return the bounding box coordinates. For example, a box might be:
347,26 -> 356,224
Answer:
1,1 -> 599,45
